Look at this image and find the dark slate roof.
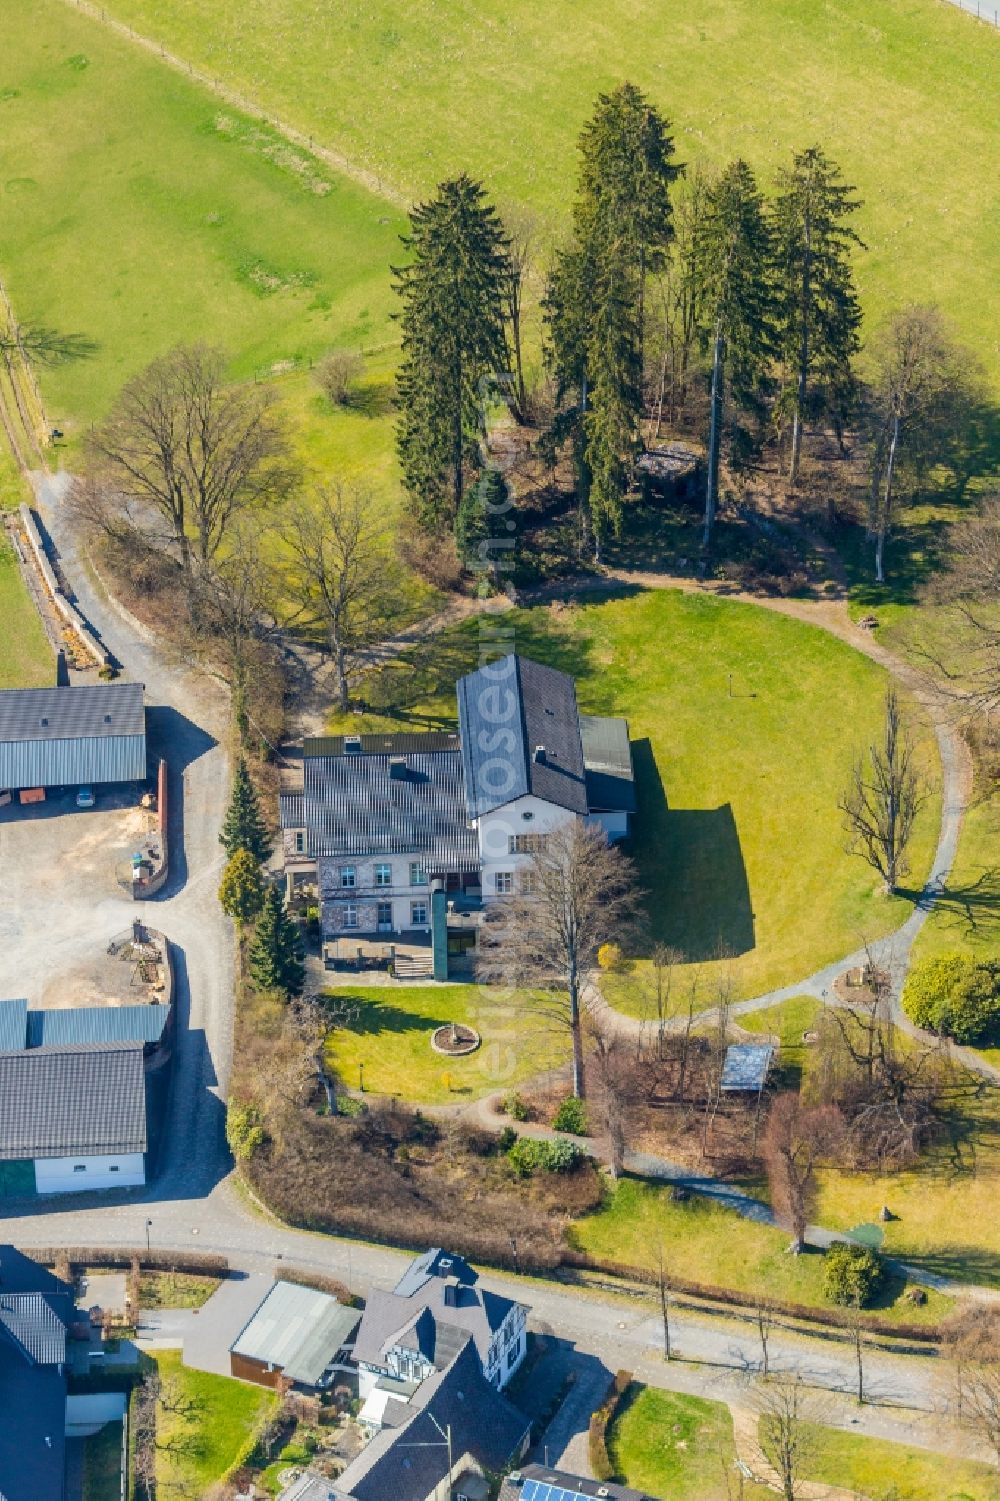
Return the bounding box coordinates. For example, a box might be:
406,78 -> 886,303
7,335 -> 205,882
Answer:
580,714 -> 637,815
393,1247 -> 477,1297
305,733 -> 461,758
0,1338 -> 67,1501
500,1464 -> 651,1501
457,655 -> 588,818
0,683 -> 144,744
26,1004 -> 169,1050
0,999 -> 27,1052
299,745 -> 479,868
331,1341 -> 529,1501
0,1042 -> 147,1159
720,1043 -> 774,1092
356,1250 -> 520,1375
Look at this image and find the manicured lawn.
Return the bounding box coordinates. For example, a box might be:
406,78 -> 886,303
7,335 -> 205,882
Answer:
324,983 -> 569,1105
94,0 -> 999,380
0,537 -> 55,690
152,1349 -> 276,1496
566,1177 -> 951,1324
342,590 -> 941,1004
82,1421 -> 123,1501
608,1385 -> 736,1501
0,0 -> 403,436
792,1422 -> 1000,1501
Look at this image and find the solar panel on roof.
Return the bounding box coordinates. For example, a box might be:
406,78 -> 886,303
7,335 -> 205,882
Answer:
523,1481 -> 592,1501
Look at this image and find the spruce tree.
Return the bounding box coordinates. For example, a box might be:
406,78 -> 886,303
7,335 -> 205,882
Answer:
249,883 -> 305,996
219,848 -> 265,926
220,758 -> 271,864
698,160 -> 776,550
545,83 -> 678,555
393,175 -> 510,533
455,468 -> 511,583
771,146 -> 863,488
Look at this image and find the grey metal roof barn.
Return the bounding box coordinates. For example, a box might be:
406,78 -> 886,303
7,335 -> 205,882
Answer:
457,655 -> 589,818
231,1280 -> 361,1387
0,683 -> 146,790
26,1003 -> 169,1050
0,1042 -> 147,1159
0,999 -> 28,1052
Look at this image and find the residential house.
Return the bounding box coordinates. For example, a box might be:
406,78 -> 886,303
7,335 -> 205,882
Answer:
353,1248 -> 527,1404
499,1464 -> 654,1501
0,1041 -> 147,1195
280,655 -> 635,965
278,1340 -> 530,1501
0,682 -> 146,798
229,1279 -> 361,1391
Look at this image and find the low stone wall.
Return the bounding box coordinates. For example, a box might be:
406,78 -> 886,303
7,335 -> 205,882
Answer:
131,759 -> 169,899
19,502 -> 111,671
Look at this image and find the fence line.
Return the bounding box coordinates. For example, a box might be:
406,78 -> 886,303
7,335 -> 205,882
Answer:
943,0 -> 999,24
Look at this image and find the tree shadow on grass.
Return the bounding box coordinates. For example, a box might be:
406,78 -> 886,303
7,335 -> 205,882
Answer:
629,738 -> 755,962
327,995 -> 449,1037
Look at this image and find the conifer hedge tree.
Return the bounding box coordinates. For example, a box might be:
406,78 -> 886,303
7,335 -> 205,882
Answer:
249,883 -> 305,997
220,758 -> 271,865
393,174 -> 510,534
218,847 -> 265,926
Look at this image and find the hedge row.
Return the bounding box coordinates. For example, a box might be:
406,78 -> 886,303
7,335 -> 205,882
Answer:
273,1263 -> 356,1306
560,1250 -> 941,1343
589,1370 -> 631,1483
26,1246 -> 230,1279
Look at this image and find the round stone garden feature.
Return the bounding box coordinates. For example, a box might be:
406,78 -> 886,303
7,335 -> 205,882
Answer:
431,1023 -> 481,1056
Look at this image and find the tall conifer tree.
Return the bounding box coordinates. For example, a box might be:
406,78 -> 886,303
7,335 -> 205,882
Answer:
771,146 -> 863,488
219,758 -> 271,864
249,884 -> 305,996
393,175 -> 510,533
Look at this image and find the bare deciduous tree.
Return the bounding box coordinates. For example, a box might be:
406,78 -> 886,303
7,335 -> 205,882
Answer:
589,1024 -> 637,1178
189,525 -> 277,742
944,1305 -> 1000,1469
281,483 -> 399,712
87,344 -> 294,570
476,820 -> 640,1097
839,687 -> 927,894
755,1293 -> 777,1379
926,497 -> 1000,721
315,350 -> 364,407
762,1092 -> 845,1252
757,1376 -> 816,1501
500,206 -> 540,423
657,1241 -> 672,1361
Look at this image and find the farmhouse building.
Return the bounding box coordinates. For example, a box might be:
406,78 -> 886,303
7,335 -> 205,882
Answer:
280,655 -> 635,961
0,682 -> 146,797
0,1041 -> 147,1195
229,1279 -> 361,1391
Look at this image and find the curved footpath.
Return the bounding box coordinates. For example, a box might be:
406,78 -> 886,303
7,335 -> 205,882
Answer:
1,498 -> 993,1465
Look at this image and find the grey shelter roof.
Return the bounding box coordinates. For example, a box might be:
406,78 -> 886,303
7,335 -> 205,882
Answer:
720,1043 -> 775,1092
0,999 -> 27,1052
457,655 -> 589,818
300,743 -> 479,867
579,715 -> 636,814
231,1281 -> 361,1387
331,1341 -> 529,1501
0,1042 -> 147,1159
26,1004 -> 169,1049
0,683 -> 146,790
501,1465 -> 650,1501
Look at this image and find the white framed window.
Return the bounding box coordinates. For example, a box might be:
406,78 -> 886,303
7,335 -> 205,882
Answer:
411,901 -> 428,926
508,833 -> 548,855
494,871 -> 514,895
374,863 -> 392,887
520,870 -> 536,895
409,861 -> 427,886
293,830 -> 306,855
340,865 -> 356,889
343,903 -> 359,929
377,901 -> 393,931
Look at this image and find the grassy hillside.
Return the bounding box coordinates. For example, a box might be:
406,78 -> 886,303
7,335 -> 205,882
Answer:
91,0 -> 1000,371
0,0 -> 403,434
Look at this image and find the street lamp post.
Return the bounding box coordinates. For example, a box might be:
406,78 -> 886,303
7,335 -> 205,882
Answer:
145,1218 -> 152,1255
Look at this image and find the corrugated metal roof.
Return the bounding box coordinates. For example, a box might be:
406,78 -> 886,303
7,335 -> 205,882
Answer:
0,1042 -> 147,1159
303,748 -> 479,866
0,1294 -> 68,1366
280,793 -> 304,829
580,715 -> 637,814
720,1043 -> 774,1092
457,655 -> 588,818
231,1281 -> 360,1386
0,1000 -> 27,1052
0,684 -> 146,790
26,1005 -> 169,1049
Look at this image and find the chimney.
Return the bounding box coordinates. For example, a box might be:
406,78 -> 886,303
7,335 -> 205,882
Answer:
533,745 -> 546,764
443,1279 -> 459,1307
389,757 -> 409,780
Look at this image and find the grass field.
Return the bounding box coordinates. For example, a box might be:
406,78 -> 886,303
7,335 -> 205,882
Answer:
152,1349 -> 276,1495
325,983 -> 569,1105
0,0 -> 403,441
82,1421 -> 122,1501
567,1177 -> 951,1322
792,1422 -> 1000,1501
0,537 -> 55,689
94,0 -> 1000,379
343,589 -> 941,1003
608,1386 -> 738,1501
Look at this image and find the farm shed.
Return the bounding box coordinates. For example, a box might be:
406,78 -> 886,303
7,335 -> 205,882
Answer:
230,1280 -> 361,1391
0,682 -> 146,792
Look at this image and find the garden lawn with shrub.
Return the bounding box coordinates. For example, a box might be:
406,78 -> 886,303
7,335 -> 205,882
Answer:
789,1423 -> 1000,1501
82,1421 -> 123,1501
607,1386 -> 738,1501
324,984 -> 569,1106
568,1178 -> 951,1325
152,1350 -> 277,1495
339,590 -> 940,1004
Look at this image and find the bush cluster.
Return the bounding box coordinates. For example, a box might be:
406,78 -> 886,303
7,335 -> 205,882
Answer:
226,1100 -> 267,1161
502,1090 -> 531,1121
822,1242 -> 886,1308
902,953 -> 1000,1044
552,1095 -> 589,1135
507,1136 -> 585,1177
